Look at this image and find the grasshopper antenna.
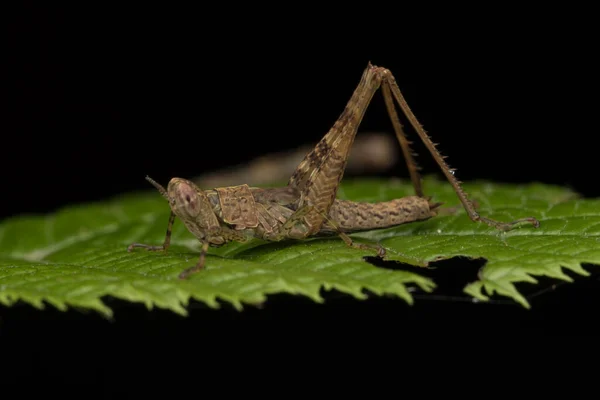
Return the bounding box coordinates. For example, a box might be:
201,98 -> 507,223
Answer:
145,175 -> 169,201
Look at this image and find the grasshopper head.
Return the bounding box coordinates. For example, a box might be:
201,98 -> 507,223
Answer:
145,176 -> 216,227
166,178 -> 205,219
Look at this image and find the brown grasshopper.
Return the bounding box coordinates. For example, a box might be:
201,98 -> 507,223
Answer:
128,62 -> 540,279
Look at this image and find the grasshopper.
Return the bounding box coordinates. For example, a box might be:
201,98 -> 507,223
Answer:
128,63 -> 540,279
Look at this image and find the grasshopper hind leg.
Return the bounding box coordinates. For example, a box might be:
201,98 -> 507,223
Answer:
379,67 -> 540,231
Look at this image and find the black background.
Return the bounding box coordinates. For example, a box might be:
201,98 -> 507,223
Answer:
1,2 -> 599,384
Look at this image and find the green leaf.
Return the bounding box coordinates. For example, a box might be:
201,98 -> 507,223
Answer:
0,176 -> 597,317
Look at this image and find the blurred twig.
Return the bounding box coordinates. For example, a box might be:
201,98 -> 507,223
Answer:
193,132 -> 399,188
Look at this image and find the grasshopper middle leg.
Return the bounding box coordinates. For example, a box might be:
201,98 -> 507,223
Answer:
178,241 -> 210,279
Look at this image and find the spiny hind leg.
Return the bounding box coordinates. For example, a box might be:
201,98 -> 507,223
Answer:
381,81 -> 424,198
380,68 -> 540,231
286,65 -> 389,236
435,199 -> 481,217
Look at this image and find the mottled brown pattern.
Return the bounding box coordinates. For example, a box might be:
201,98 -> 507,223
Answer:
215,184 -> 259,229
287,64 -> 385,236
287,65 -> 380,198
251,186 -> 299,208
323,196 -> 438,233
254,202 -> 295,240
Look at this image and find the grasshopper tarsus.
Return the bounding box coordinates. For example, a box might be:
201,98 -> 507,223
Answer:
127,243 -> 166,252
178,267 -> 196,280
475,214 -> 540,231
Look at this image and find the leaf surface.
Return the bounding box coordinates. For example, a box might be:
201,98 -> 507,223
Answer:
0,176 -> 597,317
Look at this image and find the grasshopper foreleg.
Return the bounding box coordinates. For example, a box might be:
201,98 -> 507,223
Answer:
127,210 -> 176,253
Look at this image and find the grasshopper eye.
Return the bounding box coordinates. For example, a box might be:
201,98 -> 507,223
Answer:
179,191 -> 198,216
183,195 -> 197,211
